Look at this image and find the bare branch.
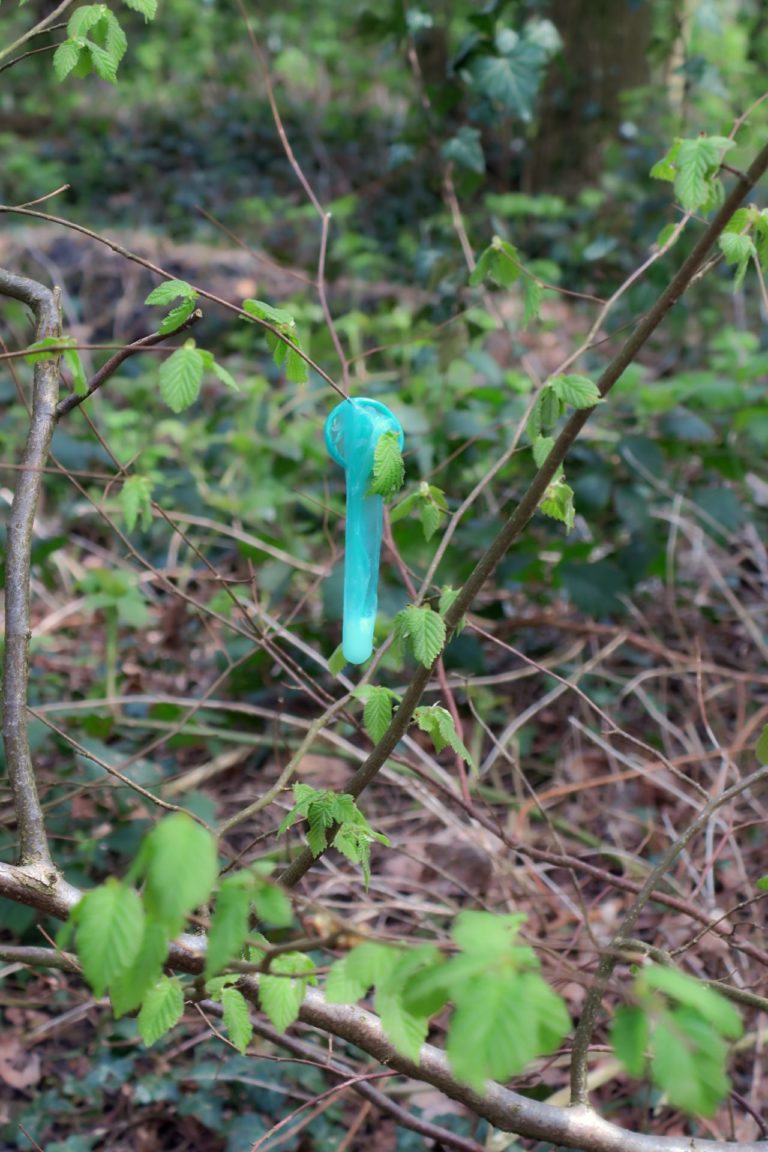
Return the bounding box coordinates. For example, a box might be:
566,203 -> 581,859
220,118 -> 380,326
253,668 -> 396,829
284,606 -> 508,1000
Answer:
0,267 -> 61,868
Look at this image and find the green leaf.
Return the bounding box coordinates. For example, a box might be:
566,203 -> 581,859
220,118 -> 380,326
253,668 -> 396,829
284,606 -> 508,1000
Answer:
74,879 -> 144,996
138,976 -> 185,1046
357,685 -> 398,743
650,1012 -> 729,1116
522,275 -> 543,327
540,479 -> 575,532
420,499 -> 443,541
611,1005 -> 648,1078
389,491 -> 419,524
538,385 -> 563,428
145,280 -> 196,306
394,604 -> 446,668
260,953 -> 315,1033
674,135 -> 734,213
441,127 -> 485,174
67,5 -> 106,38
62,347 -> 87,396
159,344 -> 204,413
25,335 -> 75,363
640,965 -> 742,1038
53,40 -> 82,82
121,0 -> 157,18
328,644 -> 347,675
252,879 -> 293,928
104,10 -> 127,62
325,942 -> 401,1003
242,299 -> 296,327
369,431 -> 405,500
110,921 -> 169,1017
756,875 -> 768,891
285,343 -> 309,385
157,298 -> 198,336
451,909 -> 528,957
467,43 -> 544,121
550,374 -> 602,409
205,875 -> 252,979
469,236 -> 521,288
376,991 -> 429,1060
120,475 -> 153,534
86,40 -> 118,82
413,705 -> 473,768
210,360 -> 239,392
139,813 -> 218,935
222,987 -> 253,1053
532,435 -> 555,468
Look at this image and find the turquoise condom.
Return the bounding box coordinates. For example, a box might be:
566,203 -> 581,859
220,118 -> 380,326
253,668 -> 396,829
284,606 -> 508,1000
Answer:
325,398 -> 404,665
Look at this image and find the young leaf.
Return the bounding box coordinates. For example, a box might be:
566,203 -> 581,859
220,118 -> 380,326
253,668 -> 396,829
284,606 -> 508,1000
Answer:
370,431 -> 405,500
67,5 -> 105,39
376,991 -> 429,1061
639,965 -> 742,1038
120,475 -> 153,534
157,298 -> 198,336
259,953 -> 315,1033
469,236 -> 521,289
210,359 -> 239,392
252,879 -> 293,928
650,1012 -> 729,1116
328,644 -> 347,675
140,813 -> 218,935
222,987 -> 253,1054
145,280 -> 196,307
325,941 -> 401,1004
159,343 -> 204,413
205,874 -> 253,979
540,479 -> 575,532
86,40 -> 118,83
62,347 -> 87,396
522,274 -> 543,327
413,705 -> 473,768
532,435 -> 556,468
53,41 -> 83,80
242,299 -> 297,327
538,385 -> 563,429
674,135 -> 734,213
138,976 -> 185,1046
394,604 -> 446,668
355,684 -> 398,743
110,921 -> 169,1018
611,1004 -> 649,1078
122,0 -> 158,18
74,879 -> 144,996
550,374 -> 602,409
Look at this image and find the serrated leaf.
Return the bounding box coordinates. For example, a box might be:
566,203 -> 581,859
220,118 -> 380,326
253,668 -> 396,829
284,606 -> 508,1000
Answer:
540,479 -> 575,532
650,1013 -> 729,1116
610,1005 -> 648,1078
104,10 -> 127,61
522,275 -> 543,327
122,0 -> 157,18
205,876 -> 252,979
157,298 -> 198,336
376,991 -> 429,1060
260,953 -> 314,1032
420,498 -> 443,541
389,490 -> 419,524
538,385 -> 562,428
86,39 -> 118,82
532,435 -> 555,468
111,920 -> 169,1018
211,360 -> 239,391
361,685 -> 396,743
640,965 -> 742,1038
120,475 -> 153,533
145,279 -> 196,306
140,813 -> 218,935
325,941 -> 401,1003
252,879 -> 292,928
67,4 -> 105,38
138,976 -> 184,1046
551,374 -> 602,409
53,39 -> 82,81
469,236 -> 521,288
222,987 -> 253,1053
674,135 -> 734,213
394,604 -> 446,668
413,705 -> 473,768
369,430 -> 405,500
719,231 -> 756,265
74,879 -> 144,996
324,954 -> 372,1004
242,298 -> 296,327
159,344 -> 204,413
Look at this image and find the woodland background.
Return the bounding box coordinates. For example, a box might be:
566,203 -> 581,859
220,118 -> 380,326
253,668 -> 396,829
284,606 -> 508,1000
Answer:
1,1 -> 768,1150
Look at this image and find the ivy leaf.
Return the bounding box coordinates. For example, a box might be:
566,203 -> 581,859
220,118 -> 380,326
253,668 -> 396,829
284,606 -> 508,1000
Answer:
441,127 -> 485,174
369,431 -> 405,500
159,343 -> 204,413
413,705 -> 473,768
205,874 -> 253,979
74,879 -> 144,996
394,604 -> 446,668
138,813 -> 218,936
550,374 -> 602,409
138,976 -> 185,1046
260,953 -> 315,1033
120,475 -> 153,533
467,42 -> 544,121
222,987 -> 253,1054
53,40 -> 82,81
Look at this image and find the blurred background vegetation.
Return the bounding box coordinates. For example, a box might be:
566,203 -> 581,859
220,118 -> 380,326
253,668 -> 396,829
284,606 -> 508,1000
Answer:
2,1 -> 768,1149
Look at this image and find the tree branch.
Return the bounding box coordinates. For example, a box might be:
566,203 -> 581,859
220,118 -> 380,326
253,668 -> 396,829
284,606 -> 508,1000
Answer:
0,268 -> 61,869
279,137 -> 768,891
